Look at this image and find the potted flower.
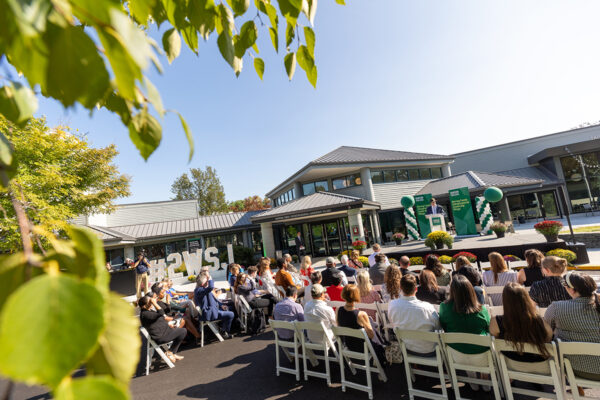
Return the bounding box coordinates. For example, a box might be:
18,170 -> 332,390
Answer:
352,240 -> 367,254
545,249 -> 577,264
425,231 -> 453,250
534,220 -> 563,242
452,252 -> 477,263
491,222 -> 507,238
392,232 -> 404,245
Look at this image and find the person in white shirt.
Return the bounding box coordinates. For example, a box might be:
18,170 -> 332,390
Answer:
303,284 -> 336,343
367,243 -> 390,267
388,274 -> 440,355
303,271 -> 323,306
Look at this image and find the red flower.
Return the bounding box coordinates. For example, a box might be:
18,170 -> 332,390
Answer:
452,251 -> 477,262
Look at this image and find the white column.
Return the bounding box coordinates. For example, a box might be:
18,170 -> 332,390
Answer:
347,209 -> 365,242
260,222 -> 275,258
372,210 -> 382,243
124,246 -> 134,261
442,164 -> 452,177
360,167 -> 375,201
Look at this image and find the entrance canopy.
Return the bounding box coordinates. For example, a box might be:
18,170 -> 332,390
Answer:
251,192 -> 380,224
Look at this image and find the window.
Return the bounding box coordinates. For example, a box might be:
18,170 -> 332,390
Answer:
314,181 -> 329,192
371,170 -> 383,184
383,170 -> 396,183
332,173 -> 362,190
105,248 -> 125,266
303,183 -> 316,195
332,177 -> 346,190
396,169 -> 409,181
431,167 -> 442,179
408,169 -> 420,180
275,188 -> 295,207
419,168 -> 431,179
370,167 -> 443,185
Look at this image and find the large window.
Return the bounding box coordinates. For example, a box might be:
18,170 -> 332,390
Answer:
371,167 -> 442,184
303,180 -> 329,195
561,152 -> 600,212
332,173 -> 362,190
274,188 -> 295,207
105,248 -> 125,267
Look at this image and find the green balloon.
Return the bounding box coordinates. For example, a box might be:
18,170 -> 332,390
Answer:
484,186 -> 503,203
401,195 -> 415,209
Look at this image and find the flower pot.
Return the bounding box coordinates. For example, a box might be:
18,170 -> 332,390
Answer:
495,231 -> 505,238
544,234 -> 558,242
394,239 -> 402,245
435,242 -> 444,250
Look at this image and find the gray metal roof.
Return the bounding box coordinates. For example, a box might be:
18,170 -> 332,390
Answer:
312,146 -> 452,165
91,210 -> 262,242
86,225 -> 136,242
495,166 -> 560,186
415,171 -> 543,198
251,192 -> 380,222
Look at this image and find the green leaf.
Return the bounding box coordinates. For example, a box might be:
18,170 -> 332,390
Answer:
256,0 -> 278,28
188,0 -> 216,40
0,274 -> 105,388
278,0 -> 301,26
98,31 -> 141,101
284,52 -> 296,80
102,92 -> 132,126
55,376 -> 129,400
0,253 -> 43,312
306,0 -> 317,25
109,8 -> 153,71
239,21 -> 258,50
285,22 -> 295,48
181,23 -> 199,53
254,57 -> 264,80
297,45 -> 317,87
129,0 -> 156,25
177,112 -> 194,162
143,78 -> 164,117
6,0 -> 52,37
68,226 -> 111,293
0,132 -> 14,171
304,26 -> 315,56
161,0 -> 186,29
0,82 -> 38,125
215,3 -> 234,35
229,0 -> 249,16
161,28 -> 181,64
335,0 -> 345,4
217,31 -> 235,68
128,109 -> 162,160
87,293 -> 141,384
45,25 -> 110,108
269,27 -> 278,53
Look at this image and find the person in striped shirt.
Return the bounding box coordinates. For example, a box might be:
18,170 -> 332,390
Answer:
529,256 -> 570,308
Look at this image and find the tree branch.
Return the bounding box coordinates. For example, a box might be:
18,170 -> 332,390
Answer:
1,380 -> 14,400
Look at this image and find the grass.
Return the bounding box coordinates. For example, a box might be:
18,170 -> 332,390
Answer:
560,225 -> 600,233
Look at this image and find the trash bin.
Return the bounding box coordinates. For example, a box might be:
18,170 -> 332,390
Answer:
518,215 -> 526,224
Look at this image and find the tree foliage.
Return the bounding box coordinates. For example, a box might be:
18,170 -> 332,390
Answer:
228,195 -> 271,212
0,116 -> 130,252
171,166 -> 228,215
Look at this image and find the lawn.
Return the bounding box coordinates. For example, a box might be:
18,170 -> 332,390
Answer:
560,225 -> 600,233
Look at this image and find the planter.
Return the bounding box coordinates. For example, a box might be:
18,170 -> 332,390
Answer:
544,234 -> 559,242
394,239 -> 402,245
435,242 -> 444,250
495,231 -> 505,238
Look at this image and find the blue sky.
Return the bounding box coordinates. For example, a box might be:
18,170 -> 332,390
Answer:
36,1 -> 600,204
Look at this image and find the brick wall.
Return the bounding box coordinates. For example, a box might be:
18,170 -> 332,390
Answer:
559,233 -> 600,248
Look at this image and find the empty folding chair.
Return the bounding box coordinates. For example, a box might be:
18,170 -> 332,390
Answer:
483,286 -> 504,306
195,305 -> 224,347
331,325 -> 387,400
558,340 -> 600,400
494,338 -> 564,400
394,328 -> 450,400
440,332 -> 503,400
487,306 -> 504,317
232,291 -> 252,333
269,319 -> 302,381
140,327 -> 175,375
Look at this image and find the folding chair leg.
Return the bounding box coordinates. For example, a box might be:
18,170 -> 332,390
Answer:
146,342 -> 152,376
294,344 -> 300,381
154,344 -> 175,369
302,342 -> 309,381
200,322 -> 205,347
207,322 -> 224,342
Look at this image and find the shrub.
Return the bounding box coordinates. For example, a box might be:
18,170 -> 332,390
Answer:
337,250 -> 351,259
503,254 -> 521,262
545,249 -> 576,263
439,255 -> 453,264
409,256 -> 424,265
392,232 -> 405,240
534,221 -> 563,236
358,256 -> 370,268
452,252 -> 477,262
491,222 -> 507,233
425,231 -> 453,250
352,240 -> 367,250
218,245 -> 255,266
174,263 -> 187,274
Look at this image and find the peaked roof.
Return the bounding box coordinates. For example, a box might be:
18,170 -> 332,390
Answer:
312,146 -> 452,165
416,171 -> 544,197
251,192 -> 380,223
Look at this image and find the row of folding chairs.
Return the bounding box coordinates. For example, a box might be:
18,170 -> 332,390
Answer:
269,319 -> 387,400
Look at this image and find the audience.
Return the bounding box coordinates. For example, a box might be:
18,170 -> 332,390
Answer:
454,255 -> 472,272
399,256 -> 419,280
348,250 -> 364,269
234,272 -> 276,316
455,265 -> 485,304
194,272 -> 235,339
382,264 -> 402,302
483,252 -> 518,305
284,253 -> 298,273
326,272 -> 345,302
416,269 -> 447,305
529,256 -> 570,307
228,264 -> 242,287
489,282 -> 552,369
424,255 -> 451,287
518,249 -> 545,287
368,243 -> 390,267
304,284 -> 337,343
356,269 -> 382,319
389,274 -> 441,356
321,257 -> 348,287
258,258 -> 282,301
139,295 -> 187,363
247,265 -> 259,284
439,275 -> 491,391
544,272 -> 600,382
369,253 -> 388,285
337,284 -> 385,364
338,254 -> 358,278
299,255 -> 314,280
274,257 -> 301,292
273,286 -> 304,340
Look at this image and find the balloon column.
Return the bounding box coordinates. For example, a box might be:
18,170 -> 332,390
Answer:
475,187 -> 504,235
401,195 -> 420,240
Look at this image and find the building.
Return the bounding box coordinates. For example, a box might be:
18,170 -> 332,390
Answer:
80,126 -> 600,263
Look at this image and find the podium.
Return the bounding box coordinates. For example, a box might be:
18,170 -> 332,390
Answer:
426,214 -> 446,233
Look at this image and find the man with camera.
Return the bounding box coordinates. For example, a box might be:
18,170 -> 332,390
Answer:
135,250 -> 151,299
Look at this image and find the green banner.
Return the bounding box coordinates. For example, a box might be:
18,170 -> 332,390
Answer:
449,187 -> 477,235
414,193 -> 432,238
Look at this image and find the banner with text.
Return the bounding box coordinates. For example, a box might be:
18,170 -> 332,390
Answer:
449,187 -> 477,236
414,193 -> 432,237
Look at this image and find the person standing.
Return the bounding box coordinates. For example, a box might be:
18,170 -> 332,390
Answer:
135,251 -> 150,299
295,231 -> 306,259
426,198 -> 445,215
367,244 -> 389,267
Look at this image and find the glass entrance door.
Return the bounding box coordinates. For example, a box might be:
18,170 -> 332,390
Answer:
311,224 -> 327,257
539,191 -> 560,218
325,222 -> 341,255
310,220 -> 343,256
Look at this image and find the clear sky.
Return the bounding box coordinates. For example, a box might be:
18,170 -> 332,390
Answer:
35,1 -> 600,204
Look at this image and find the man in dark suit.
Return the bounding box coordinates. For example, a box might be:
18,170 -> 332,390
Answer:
426,198 -> 445,215
294,231 -> 305,258
194,273 -> 235,338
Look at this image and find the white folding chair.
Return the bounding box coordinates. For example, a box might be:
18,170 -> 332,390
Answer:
558,340 -> 600,400
494,338 -> 564,400
327,300 -> 346,310
331,326 -> 387,399
488,306 -> 504,317
394,328 -> 450,400
276,285 -> 286,299
195,305 -> 224,347
440,332 -> 503,400
140,327 -> 175,375
374,302 -> 393,341
295,320 -> 344,386
232,291 -> 252,333
269,319 -> 303,381
483,285 -> 504,306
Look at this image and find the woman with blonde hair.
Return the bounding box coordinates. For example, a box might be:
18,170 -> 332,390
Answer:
299,255 -> 314,282
355,269 -> 381,319
482,252 -> 518,305
517,249 -> 544,287
257,257 -> 281,301
348,250 -> 363,269
382,264 -> 401,302
454,256 -> 472,271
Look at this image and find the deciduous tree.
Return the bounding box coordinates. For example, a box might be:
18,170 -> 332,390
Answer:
228,195 -> 271,211
171,167 -> 228,215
